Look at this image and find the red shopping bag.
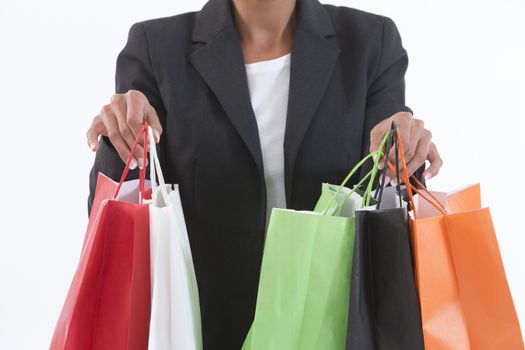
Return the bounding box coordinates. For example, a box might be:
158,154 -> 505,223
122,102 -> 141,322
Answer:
50,124 -> 152,350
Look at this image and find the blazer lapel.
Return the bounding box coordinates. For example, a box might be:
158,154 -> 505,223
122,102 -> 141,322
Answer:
284,0 -> 340,207
189,0 -> 265,176
188,0 -> 340,208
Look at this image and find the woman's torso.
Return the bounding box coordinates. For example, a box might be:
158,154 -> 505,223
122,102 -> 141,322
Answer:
91,0 -> 410,348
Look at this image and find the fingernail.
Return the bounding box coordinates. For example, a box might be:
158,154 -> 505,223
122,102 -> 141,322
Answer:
89,142 -> 97,151
154,130 -> 160,143
391,178 -> 398,186
383,176 -> 391,185
138,158 -> 144,169
425,173 -> 433,181
378,162 -> 385,170
130,158 -> 138,170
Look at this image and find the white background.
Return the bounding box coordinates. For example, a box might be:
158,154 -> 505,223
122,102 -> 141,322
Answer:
1,0 -> 524,348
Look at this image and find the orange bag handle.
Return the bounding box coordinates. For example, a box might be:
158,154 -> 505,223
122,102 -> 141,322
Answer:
385,132 -> 447,218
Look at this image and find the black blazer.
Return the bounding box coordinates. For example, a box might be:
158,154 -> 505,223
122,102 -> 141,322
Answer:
88,0 -> 417,348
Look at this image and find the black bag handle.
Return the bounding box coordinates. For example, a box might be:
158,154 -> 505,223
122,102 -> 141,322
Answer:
373,122 -> 403,209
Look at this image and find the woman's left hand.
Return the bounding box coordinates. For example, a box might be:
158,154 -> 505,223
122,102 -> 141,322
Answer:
369,111 -> 443,185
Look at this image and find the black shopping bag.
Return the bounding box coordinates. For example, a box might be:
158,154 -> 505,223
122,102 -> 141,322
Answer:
346,123 -> 424,350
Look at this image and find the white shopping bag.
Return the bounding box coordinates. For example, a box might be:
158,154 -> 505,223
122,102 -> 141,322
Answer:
146,126 -> 203,350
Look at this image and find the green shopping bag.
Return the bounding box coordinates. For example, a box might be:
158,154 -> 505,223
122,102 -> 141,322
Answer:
242,133 -> 389,350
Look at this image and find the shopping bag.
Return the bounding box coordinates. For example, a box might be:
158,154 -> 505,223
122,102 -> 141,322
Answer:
348,124 -> 423,350
242,132 -> 390,350
146,126 -> 203,350
349,189 -> 423,350
50,124 -> 152,350
315,124 -> 424,350
394,134 -> 524,350
409,183 -> 524,349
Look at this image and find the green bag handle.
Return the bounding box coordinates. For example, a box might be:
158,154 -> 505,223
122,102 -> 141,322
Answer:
322,131 -> 390,215
361,131 -> 390,208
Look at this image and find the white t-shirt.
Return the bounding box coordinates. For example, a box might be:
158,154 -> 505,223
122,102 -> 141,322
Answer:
245,53 -> 291,231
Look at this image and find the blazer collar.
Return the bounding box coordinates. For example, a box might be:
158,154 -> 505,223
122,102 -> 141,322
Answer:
189,0 -> 340,208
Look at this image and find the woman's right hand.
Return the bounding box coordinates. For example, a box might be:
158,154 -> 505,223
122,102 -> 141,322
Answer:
86,89 -> 163,169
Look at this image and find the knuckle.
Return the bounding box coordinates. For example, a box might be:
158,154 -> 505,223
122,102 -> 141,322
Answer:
148,104 -> 158,116
127,89 -> 145,100
407,148 -> 416,160
119,126 -> 131,137
396,112 -> 412,122
100,104 -> 112,115
110,93 -> 123,103
107,129 -> 119,140
91,115 -> 101,125
413,154 -> 426,166
126,113 -> 140,125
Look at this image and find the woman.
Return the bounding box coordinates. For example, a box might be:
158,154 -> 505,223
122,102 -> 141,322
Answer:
85,0 -> 442,348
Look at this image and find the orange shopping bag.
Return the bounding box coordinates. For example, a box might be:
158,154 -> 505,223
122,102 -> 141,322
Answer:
390,136 -> 524,350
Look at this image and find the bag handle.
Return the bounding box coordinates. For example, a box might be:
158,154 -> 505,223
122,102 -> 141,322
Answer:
147,125 -> 171,206
361,129 -> 394,208
383,132 -> 447,218
113,122 -> 150,204
322,131 -> 390,215
372,122 -> 403,209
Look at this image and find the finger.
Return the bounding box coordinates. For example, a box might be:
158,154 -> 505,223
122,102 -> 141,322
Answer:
125,90 -> 147,136
144,104 -> 163,143
379,142 -> 399,185
370,129 -> 386,156
422,142 -> 443,181
383,112 -> 412,169
405,129 -> 432,177
379,128 -> 403,172
370,134 -> 384,155
383,151 -> 402,186
372,119 -> 397,169
100,105 -> 138,169
392,112 -> 412,151
112,98 -> 145,168
405,119 -> 425,163
86,115 -> 106,152
125,91 -> 152,168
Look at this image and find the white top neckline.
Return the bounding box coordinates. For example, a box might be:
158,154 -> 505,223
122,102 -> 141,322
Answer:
244,53 -> 291,73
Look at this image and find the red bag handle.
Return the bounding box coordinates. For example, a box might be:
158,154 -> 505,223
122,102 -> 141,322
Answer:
112,121 -> 150,204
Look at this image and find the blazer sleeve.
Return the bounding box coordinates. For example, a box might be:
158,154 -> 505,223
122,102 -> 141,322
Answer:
359,16 -> 426,187
363,16 -> 412,143
87,22 -> 167,216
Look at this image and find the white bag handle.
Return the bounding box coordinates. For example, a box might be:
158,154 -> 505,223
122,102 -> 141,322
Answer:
147,126 -> 171,206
